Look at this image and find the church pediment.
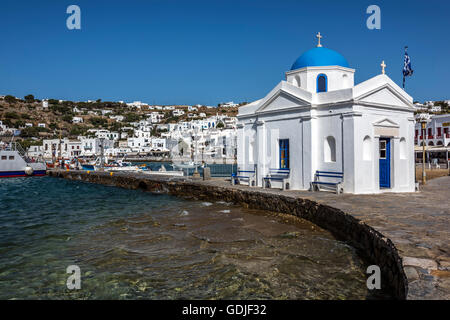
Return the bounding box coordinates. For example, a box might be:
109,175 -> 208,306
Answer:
256,90 -> 309,113
373,118 -> 399,128
356,85 -> 412,108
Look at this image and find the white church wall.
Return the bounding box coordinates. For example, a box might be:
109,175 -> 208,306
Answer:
352,107 -> 415,193
257,112 -> 307,189
354,114 -> 375,193
315,114 -> 343,174
305,67 -> 355,93
286,67 -> 355,93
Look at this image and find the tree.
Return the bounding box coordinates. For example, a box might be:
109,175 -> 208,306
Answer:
88,117 -> 107,127
24,94 -> 35,103
62,115 -> 73,122
216,121 -> 224,129
4,111 -> 20,119
4,95 -> 16,104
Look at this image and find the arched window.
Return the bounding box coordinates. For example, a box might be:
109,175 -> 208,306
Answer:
363,136 -> 372,160
317,74 -> 327,93
399,138 -> 407,160
342,74 -> 349,87
428,141 -> 434,146
294,75 -> 301,87
324,136 -> 336,162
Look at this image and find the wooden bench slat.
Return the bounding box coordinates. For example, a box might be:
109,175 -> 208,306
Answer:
312,170 -> 344,194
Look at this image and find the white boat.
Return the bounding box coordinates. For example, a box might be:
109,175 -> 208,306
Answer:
141,164 -> 184,176
102,159 -> 142,172
172,161 -> 202,169
0,142 -> 46,178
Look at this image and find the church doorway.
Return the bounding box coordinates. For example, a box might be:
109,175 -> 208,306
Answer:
379,138 -> 391,188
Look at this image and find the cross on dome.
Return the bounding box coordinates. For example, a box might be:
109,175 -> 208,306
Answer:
316,32 -> 323,47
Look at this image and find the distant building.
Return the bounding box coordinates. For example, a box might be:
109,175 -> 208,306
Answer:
72,117 -> 83,124
172,109 -> 185,117
42,100 -> 49,108
101,110 -> 113,115
430,105 -> 442,113
220,101 -> 238,108
27,145 -> 44,158
109,115 -> 124,122
415,114 -> 450,147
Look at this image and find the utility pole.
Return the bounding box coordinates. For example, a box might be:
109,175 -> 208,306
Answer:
417,113 -> 430,185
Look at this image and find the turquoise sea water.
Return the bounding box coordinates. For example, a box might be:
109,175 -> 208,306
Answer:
0,177 -> 377,299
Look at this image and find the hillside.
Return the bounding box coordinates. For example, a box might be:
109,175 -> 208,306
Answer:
0,95 -> 239,147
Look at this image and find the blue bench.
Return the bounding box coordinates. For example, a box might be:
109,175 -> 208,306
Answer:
231,169 -> 256,186
311,170 -> 344,194
263,168 -> 290,190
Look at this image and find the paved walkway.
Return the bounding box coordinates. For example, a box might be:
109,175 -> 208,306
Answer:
199,176 -> 450,299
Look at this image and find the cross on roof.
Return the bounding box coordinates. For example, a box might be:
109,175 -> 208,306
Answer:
381,60 -> 386,74
316,32 -> 322,47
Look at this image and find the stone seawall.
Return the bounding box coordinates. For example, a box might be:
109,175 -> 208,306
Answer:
48,170 -> 408,299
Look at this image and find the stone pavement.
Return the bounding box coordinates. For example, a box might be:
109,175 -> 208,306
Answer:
200,176 -> 450,300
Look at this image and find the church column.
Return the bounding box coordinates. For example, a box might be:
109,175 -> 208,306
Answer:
301,116 -> 313,188
236,123 -> 244,169
373,135 -> 380,192
255,119 -> 266,187
392,136 -> 400,190
341,113 -> 356,193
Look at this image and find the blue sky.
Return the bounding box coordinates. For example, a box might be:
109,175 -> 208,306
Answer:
0,0 -> 448,105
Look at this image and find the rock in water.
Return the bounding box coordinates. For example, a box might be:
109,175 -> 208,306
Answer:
279,231 -> 300,239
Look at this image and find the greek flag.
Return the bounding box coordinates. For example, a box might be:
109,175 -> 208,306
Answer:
402,47 -> 413,88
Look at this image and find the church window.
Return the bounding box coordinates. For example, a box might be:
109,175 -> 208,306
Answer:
317,74 -> 327,92
363,136 -> 372,160
379,140 -> 386,159
279,139 -> 289,169
324,136 -> 336,162
294,75 -> 301,87
399,138 -> 407,159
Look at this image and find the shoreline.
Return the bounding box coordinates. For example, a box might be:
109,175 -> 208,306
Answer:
48,170 -> 445,299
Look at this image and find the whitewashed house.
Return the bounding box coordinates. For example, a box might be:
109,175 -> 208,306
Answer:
173,109 -> 185,117
237,34 -> 416,194
72,117 -> 84,124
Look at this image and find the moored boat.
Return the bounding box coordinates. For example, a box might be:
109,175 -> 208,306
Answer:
0,142 -> 46,178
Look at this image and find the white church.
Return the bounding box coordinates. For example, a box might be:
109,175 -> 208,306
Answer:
236,33 -> 416,194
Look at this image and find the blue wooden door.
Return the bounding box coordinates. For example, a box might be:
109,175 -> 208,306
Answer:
379,138 -> 390,188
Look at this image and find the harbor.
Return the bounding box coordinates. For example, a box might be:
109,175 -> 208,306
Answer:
47,169 -> 450,300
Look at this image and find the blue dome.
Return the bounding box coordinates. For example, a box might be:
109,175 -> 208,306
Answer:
290,47 -> 349,70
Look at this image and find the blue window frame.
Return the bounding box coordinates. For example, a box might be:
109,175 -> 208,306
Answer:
317,73 -> 327,93
279,139 -> 289,169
